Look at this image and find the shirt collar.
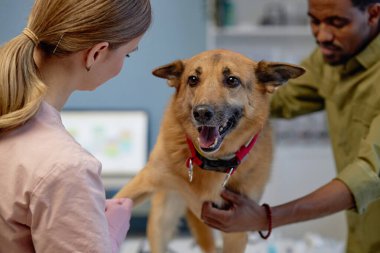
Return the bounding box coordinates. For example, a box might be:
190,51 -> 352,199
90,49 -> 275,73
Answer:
341,34 -> 380,74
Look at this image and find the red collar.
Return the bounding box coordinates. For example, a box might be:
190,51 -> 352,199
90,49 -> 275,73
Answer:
185,132 -> 260,174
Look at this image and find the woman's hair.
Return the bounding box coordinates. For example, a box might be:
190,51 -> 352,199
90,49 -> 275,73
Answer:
0,0 -> 152,132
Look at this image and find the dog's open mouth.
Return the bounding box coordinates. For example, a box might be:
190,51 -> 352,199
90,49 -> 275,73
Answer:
197,117 -> 237,153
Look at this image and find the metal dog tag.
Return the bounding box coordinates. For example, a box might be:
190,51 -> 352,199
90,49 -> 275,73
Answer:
222,168 -> 235,187
188,158 -> 193,183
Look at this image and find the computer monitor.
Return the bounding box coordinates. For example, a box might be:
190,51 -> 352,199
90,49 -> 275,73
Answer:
60,110 -> 148,177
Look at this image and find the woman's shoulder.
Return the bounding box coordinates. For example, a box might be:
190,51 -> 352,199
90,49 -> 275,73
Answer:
1,102 -> 102,188
0,104 -> 104,210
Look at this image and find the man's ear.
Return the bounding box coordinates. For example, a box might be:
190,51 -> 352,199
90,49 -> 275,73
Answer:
152,60 -> 185,87
367,3 -> 380,27
255,61 -> 305,93
85,42 -> 110,71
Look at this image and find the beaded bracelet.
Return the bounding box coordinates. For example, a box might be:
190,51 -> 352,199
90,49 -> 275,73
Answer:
258,203 -> 272,239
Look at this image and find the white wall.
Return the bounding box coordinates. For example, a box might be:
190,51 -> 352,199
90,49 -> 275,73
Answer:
262,143 -> 347,241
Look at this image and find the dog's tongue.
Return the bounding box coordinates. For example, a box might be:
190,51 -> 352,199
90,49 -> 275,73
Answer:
199,126 -> 219,148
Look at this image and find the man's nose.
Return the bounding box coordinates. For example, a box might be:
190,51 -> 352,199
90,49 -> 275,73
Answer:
315,23 -> 334,43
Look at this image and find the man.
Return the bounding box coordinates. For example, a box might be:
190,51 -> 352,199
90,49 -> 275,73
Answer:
201,0 -> 380,252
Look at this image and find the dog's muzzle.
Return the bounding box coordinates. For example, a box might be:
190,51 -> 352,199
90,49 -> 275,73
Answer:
192,104 -> 242,153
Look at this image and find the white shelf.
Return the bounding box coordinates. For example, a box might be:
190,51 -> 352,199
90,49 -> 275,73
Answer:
205,1 -> 314,63
214,25 -> 311,37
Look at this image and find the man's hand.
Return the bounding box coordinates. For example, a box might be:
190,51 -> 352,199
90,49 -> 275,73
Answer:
201,179 -> 355,235
201,188 -> 268,233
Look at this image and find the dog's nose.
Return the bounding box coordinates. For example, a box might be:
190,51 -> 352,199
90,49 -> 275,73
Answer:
193,105 -> 214,123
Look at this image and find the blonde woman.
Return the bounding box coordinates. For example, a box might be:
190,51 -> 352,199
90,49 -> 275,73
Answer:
0,0 -> 151,252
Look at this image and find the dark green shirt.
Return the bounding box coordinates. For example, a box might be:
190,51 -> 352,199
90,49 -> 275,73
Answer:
271,35 -> 380,253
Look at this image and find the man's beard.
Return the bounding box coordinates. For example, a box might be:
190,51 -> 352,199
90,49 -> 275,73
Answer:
318,41 -> 349,66
323,53 -> 351,66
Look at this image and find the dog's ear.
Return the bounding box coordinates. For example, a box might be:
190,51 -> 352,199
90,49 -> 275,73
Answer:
255,61 -> 305,93
152,60 -> 184,87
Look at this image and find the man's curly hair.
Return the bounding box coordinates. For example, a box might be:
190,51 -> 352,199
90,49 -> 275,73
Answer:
352,0 -> 380,10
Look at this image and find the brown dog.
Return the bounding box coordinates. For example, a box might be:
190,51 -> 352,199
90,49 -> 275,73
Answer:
115,49 -> 304,253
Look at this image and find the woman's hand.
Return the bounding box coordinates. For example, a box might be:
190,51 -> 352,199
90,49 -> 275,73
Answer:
105,198 -> 133,250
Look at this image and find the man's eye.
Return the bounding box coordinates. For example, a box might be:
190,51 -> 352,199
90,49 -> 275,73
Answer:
326,18 -> 349,29
125,54 -> 130,58
330,20 -> 347,29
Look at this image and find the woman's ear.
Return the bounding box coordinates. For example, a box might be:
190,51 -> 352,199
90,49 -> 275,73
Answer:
85,42 -> 110,71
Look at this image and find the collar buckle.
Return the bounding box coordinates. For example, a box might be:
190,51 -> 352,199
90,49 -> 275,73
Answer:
222,167 -> 236,187
186,158 -> 194,183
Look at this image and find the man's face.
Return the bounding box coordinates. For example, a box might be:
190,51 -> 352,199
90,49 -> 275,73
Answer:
308,0 -> 375,65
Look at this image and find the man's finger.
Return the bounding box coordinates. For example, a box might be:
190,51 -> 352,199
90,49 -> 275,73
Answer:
203,218 -> 224,230
202,202 -> 230,217
220,188 -> 244,206
201,211 -> 227,230
203,216 -> 234,233
201,202 -> 233,221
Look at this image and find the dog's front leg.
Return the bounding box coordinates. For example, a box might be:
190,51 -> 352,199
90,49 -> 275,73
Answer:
186,210 -> 217,253
147,191 -> 186,253
113,167 -> 157,205
222,232 -> 248,253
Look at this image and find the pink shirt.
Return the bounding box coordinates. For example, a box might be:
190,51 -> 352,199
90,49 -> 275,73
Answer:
0,102 -> 114,252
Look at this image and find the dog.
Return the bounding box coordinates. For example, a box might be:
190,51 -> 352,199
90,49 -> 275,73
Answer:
115,49 -> 305,253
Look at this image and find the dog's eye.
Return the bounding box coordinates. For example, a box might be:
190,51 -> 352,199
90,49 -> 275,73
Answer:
225,76 -> 241,88
188,76 -> 200,87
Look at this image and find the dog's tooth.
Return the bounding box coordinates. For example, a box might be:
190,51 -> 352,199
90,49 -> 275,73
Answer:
210,138 -> 218,148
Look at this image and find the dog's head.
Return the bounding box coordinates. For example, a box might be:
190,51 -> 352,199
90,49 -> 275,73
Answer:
152,49 -> 304,156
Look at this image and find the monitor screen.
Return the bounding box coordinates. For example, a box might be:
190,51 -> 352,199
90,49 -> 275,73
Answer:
60,110 -> 148,176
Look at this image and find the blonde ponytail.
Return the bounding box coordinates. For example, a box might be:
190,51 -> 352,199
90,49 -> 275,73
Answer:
0,32 -> 47,132
0,0 -> 151,133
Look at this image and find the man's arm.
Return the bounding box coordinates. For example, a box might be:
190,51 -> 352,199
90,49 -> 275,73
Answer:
271,179 -> 354,228
201,179 -> 354,233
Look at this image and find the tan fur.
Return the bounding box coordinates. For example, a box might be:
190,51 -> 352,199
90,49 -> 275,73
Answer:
115,49 -> 304,253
